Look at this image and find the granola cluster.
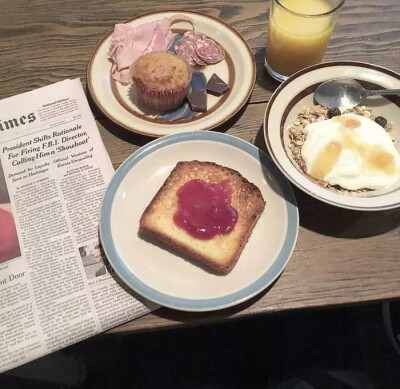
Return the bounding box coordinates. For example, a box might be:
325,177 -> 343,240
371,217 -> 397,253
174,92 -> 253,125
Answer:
287,105 -> 394,194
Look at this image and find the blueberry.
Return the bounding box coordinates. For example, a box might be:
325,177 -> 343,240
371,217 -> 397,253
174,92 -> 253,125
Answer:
375,116 -> 387,128
327,107 -> 341,119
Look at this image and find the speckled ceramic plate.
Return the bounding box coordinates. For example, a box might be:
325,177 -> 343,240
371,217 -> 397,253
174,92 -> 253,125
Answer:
264,61 -> 400,211
100,131 -> 298,311
87,11 -> 255,137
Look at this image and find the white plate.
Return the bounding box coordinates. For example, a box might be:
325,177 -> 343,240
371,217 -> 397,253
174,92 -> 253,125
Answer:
100,131 -> 298,311
87,11 -> 256,137
264,61 -> 400,211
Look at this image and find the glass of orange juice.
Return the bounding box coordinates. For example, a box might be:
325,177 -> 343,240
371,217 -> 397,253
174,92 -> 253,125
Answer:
265,0 -> 344,82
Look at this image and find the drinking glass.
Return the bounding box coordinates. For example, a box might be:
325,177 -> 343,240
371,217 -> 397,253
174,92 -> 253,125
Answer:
265,0 -> 344,82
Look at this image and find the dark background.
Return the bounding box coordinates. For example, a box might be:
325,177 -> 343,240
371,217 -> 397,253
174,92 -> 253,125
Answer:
1,303 -> 400,388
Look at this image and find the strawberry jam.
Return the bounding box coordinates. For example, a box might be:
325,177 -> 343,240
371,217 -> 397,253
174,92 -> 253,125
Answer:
173,179 -> 238,240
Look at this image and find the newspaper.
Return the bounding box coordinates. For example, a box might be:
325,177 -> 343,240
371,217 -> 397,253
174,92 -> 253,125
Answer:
0,79 -> 157,373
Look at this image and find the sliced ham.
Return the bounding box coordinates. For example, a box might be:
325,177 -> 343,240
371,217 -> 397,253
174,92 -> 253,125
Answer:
146,19 -> 172,55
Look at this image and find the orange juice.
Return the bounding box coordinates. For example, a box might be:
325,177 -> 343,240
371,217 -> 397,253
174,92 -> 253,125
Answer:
266,0 -> 342,79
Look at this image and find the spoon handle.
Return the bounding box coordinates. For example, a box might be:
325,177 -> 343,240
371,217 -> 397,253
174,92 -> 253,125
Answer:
364,89 -> 400,97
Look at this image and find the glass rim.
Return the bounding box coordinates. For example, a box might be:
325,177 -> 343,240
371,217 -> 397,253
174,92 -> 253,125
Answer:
274,0 -> 345,18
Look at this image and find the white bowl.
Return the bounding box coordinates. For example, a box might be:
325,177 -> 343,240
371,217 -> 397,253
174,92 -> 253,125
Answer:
264,61 -> 400,211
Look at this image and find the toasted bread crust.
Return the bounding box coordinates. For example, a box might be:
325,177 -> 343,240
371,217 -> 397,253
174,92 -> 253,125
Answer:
140,161 -> 265,274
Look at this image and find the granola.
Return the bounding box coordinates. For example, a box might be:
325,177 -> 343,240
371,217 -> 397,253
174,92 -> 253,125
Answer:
287,105 -> 394,194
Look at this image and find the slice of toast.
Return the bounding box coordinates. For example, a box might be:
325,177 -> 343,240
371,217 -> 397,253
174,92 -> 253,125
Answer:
139,161 -> 265,274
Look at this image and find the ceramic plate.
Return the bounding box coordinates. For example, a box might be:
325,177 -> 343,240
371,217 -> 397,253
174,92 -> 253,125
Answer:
100,132 -> 298,311
264,61 -> 400,211
87,11 -> 256,137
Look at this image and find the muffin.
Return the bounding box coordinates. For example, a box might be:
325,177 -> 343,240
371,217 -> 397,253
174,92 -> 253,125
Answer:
131,52 -> 192,112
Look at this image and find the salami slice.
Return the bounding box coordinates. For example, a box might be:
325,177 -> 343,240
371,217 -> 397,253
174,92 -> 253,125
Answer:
192,52 -> 206,67
174,38 -> 187,53
183,30 -> 207,43
196,39 -> 225,64
175,40 -> 197,67
176,38 -> 206,67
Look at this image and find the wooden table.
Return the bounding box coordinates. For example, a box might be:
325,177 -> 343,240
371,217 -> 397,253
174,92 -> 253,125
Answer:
1,0 -> 399,333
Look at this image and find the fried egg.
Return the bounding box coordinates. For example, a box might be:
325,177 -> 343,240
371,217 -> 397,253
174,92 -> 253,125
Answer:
301,113 -> 400,190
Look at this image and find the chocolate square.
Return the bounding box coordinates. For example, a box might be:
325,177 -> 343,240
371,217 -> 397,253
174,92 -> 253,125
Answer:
206,73 -> 230,96
187,89 -> 207,112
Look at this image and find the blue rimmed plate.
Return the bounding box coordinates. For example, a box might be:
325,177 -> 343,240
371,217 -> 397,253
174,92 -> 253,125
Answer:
100,132 -> 298,311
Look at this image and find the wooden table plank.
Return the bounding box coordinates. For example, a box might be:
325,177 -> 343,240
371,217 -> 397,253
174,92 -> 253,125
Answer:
1,0 -> 400,333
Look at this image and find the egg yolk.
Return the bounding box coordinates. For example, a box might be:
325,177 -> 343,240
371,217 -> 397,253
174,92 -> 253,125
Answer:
333,115 -> 362,129
309,142 -> 342,180
368,148 -> 396,174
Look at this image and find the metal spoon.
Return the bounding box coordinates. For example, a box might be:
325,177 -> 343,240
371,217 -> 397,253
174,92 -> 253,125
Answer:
314,78 -> 400,109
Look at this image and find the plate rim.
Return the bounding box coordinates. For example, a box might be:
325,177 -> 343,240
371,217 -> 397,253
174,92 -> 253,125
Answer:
87,10 -> 256,138
100,131 -> 299,312
263,60 -> 400,211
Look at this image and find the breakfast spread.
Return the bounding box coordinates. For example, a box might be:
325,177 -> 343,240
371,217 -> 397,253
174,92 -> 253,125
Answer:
130,52 -> 192,111
139,161 -> 265,274
288,105 -> 400,193
108,14 -> 194,83
108,16 -> 230,116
